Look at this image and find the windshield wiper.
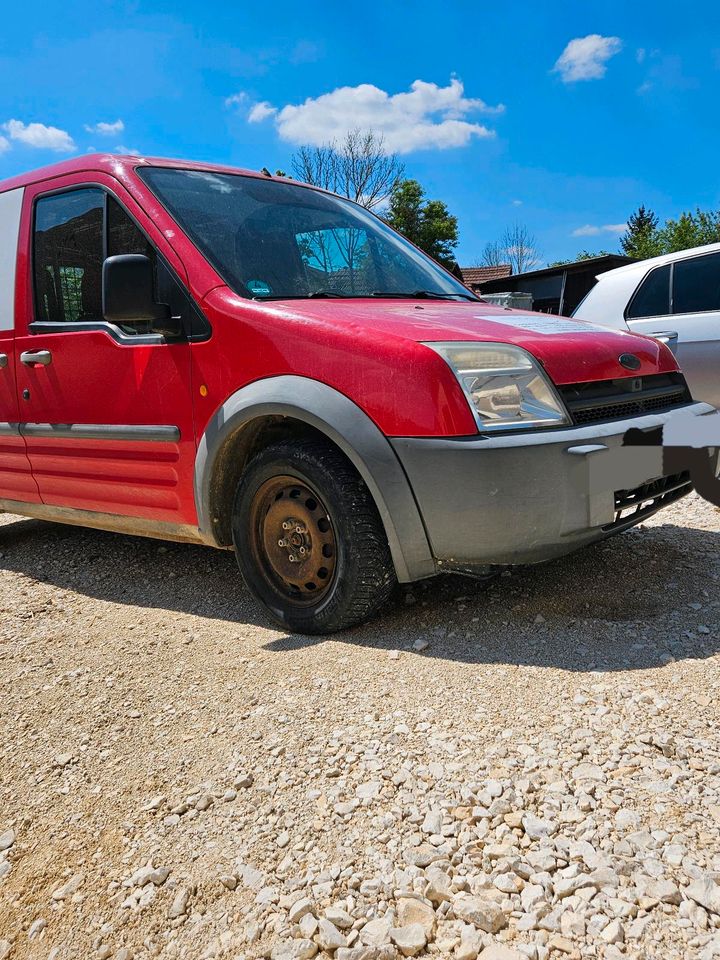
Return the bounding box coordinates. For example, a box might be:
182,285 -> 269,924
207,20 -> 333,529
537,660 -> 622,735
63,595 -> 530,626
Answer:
254,289 -> 478,302
254,290 -> 350,300
371,290 -> 478,302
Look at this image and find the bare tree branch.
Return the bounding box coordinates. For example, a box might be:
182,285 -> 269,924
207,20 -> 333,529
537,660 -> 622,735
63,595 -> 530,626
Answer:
500,223 -> 542,274
477,240 -> 506,267
290,130 -> 404,210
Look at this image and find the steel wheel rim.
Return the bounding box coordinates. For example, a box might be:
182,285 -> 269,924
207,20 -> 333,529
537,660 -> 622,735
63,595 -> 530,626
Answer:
249,475 -> 337,607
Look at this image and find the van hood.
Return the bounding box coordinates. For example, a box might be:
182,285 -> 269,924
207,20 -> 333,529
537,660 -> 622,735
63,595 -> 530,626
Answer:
268,298 -> 677,385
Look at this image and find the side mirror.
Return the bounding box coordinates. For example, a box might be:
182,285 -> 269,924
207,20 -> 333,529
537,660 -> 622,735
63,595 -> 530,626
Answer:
102,255 -> 181,338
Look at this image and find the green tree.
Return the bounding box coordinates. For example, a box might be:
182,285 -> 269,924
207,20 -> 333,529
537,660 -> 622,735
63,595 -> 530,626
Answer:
547,249 -> 615,267
659,208 -> 720,252
620,206 -> 662,259
385,179 -> 459,269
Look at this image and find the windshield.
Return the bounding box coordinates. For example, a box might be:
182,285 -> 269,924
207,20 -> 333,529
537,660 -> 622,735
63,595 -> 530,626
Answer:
137,167 -> 476,301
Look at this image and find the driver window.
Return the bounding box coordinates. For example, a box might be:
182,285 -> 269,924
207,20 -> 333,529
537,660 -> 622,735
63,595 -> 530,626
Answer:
34,189 -> 104,323
34,189 -> 158,329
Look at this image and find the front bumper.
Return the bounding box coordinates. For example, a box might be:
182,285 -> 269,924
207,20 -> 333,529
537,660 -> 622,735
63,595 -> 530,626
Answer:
390,402 -> 715,573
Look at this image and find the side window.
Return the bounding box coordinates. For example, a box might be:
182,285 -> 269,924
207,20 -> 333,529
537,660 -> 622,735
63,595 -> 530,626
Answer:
673,253 -> 720,315
295,226 -> 380,295
626,264 -> 671,319
107,196 -> 155,261
34,189 -> 104,322
34,190 -> 158,330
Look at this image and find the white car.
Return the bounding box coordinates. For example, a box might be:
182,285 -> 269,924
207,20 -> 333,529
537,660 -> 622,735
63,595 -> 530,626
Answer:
573,243 -> 720,408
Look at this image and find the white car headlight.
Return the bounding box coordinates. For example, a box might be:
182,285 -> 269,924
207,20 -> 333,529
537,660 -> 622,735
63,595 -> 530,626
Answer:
426,342 -> 571,432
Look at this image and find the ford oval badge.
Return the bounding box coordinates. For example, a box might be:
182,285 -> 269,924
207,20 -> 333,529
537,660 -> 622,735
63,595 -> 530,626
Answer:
619,353 -> 641,371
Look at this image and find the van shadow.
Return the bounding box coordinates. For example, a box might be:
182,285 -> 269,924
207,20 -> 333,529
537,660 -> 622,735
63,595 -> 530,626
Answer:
1,512 -> 719,672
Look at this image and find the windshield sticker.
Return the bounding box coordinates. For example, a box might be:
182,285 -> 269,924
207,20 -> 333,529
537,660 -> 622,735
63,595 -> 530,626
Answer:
476,314 -> 601,335
247,279 -> 272,296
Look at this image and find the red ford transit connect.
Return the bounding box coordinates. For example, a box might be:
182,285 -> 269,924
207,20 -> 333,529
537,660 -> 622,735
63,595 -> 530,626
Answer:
0,156 -> 712,632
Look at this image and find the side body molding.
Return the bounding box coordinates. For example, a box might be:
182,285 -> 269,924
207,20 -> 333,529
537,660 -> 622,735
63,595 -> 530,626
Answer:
194,376 -> 436,582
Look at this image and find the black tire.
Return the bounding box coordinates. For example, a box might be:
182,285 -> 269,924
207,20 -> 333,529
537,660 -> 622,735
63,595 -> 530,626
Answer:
231,439 -> 396,633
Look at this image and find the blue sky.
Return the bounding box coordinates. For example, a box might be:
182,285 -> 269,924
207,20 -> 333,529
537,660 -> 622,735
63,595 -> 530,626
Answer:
1,0 -> 719,265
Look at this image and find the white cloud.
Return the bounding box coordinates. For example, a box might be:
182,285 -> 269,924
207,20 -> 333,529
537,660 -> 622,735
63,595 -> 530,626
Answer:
115,145 -> 141,155
3,119 -> 75,152
225,92 -> 247,108
511,199 -> 523,206
572,223 -> 626,237
0,135 -> 9,154
253,78 -> 503,154
553,35 -> 622,82
85,119 -> 124,136
248,101 -> 277,123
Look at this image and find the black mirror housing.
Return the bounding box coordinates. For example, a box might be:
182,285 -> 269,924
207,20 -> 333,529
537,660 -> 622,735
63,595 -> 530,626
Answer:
102,255 -> 180,337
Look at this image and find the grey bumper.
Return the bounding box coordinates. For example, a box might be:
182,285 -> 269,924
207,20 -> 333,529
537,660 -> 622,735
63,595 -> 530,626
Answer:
391,402 -> 715,572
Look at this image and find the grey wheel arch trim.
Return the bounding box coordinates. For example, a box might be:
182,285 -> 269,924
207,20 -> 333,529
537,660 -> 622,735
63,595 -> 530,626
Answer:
194,376 -> 436,582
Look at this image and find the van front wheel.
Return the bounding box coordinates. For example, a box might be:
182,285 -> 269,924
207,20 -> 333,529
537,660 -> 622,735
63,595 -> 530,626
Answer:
232,440 -> 395,634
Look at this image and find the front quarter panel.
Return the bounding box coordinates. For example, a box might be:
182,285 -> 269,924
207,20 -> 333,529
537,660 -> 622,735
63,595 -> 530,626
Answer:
192,288 -> 478,439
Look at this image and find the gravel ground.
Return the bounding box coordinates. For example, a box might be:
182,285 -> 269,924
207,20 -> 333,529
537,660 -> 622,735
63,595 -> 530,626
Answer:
2,492 -> 720,960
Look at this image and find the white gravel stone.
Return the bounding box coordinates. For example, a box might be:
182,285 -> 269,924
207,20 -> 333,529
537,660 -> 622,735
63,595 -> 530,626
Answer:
453,895 -> 508,933
288,897 -> 314,924
396,896 -> 436,936
359,917 -> 392,947
391,923 -> 427,956
317,917 -> 347,951
478,946 -> 526,960
687,877 -> 720,915
270,940 -> 318,960
325,905 -> 354,930
168,887 -> 190,918
51,873 -> 83,900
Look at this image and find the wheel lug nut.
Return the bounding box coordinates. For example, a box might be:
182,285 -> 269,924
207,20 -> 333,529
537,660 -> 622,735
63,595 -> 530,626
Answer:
282,521 -> 292,530
278,539 -> 287,547
299,546 -> 306,555
295,525 -> 306,534
288,554 -> 297,563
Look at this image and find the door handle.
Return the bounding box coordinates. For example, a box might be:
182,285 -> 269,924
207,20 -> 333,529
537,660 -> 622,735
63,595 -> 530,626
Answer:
0,353 -> 7,369
20,350 -> 52,367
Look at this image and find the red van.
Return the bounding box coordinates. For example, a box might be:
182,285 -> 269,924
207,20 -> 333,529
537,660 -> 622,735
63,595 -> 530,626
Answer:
0,155 -> 712,632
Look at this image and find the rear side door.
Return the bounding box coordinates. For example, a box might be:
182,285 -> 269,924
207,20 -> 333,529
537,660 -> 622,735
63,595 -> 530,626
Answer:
667,252 -> 720,408
0,187 -> 40,505
626,254 -> 720,408
14,174 -> 200,529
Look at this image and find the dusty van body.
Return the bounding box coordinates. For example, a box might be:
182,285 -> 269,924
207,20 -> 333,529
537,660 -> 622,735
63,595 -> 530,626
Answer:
0,155 -> 712,631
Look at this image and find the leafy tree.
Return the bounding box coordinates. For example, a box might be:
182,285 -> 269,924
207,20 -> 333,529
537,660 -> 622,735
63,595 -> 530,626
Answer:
385,179 -> 459,269
290,130 -> 404,210
547,249 -> 613,267
694,209 -> 720,245
659,208 -> 720,252
620,206 -> 662,259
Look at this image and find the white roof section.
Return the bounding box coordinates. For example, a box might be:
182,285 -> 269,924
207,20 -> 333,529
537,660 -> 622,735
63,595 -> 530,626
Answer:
595,241 -> 720,283
574,241 -> 720,327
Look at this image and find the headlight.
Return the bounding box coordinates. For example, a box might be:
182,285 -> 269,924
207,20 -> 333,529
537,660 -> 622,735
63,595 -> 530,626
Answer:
426,342 -> 571,432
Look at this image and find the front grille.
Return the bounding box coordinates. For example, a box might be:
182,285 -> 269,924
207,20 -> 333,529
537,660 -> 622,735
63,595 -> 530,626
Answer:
559,372 -> 691,426
602,471 -> 692,531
